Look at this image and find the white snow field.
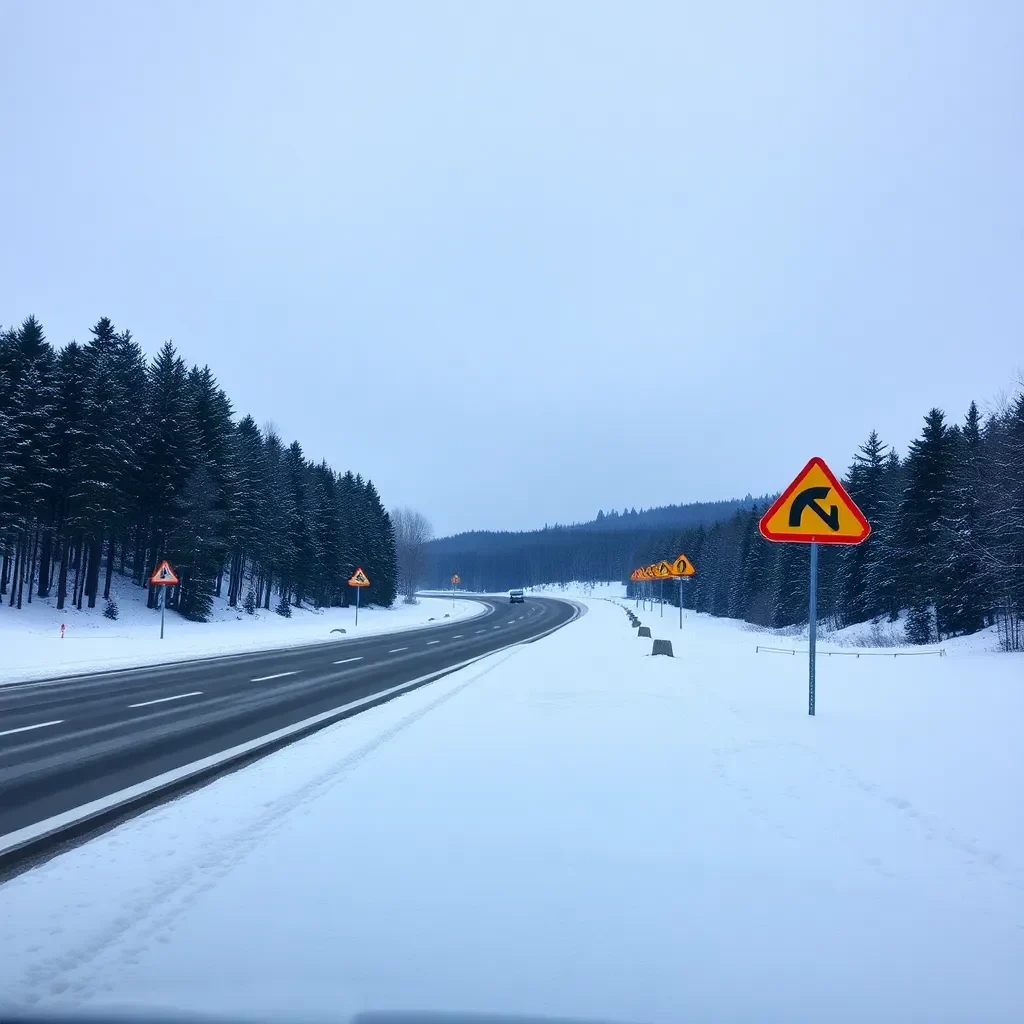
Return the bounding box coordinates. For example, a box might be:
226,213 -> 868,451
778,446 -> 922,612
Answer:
0,582 -> 484,685
0,597 -> 1021,1023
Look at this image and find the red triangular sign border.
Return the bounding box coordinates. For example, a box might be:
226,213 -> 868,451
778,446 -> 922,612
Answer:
759,456 -> 871,544
149,559 -> 180,585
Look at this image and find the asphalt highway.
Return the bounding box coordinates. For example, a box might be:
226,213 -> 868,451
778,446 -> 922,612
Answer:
0,595 -> 577,840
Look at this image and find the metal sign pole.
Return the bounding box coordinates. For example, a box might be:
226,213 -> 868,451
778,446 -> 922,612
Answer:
355,585 -> 360,628
160,585 -> 166,640
679,578 -> 683,629
808,541 -> 818,716
660,579 -> 664,617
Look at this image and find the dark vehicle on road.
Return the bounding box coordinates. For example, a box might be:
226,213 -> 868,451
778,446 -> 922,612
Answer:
509,589 -> 525,604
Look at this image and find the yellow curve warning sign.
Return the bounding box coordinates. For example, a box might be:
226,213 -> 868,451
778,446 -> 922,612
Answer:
759,457 -> 871,545
348,567 -> 371,587
671,553 -> 695,577
652,560 -> 674,578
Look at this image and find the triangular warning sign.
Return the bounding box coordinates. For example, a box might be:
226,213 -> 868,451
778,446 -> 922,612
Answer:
348,567 -> 371,587
759,457 -> 871,545
149,559 -> 179,585
652,560 -> 674,579
671,553 -> 695,577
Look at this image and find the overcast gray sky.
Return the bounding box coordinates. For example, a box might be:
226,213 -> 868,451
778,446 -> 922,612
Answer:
3,1 -> 1022,535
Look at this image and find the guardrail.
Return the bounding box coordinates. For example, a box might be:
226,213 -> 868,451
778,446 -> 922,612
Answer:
755,645 -> 946,658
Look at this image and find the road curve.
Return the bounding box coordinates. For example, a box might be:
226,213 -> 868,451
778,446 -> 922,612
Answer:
0,595 -> 577,848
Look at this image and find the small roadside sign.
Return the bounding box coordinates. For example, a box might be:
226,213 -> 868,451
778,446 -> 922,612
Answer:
759,457 -> 870,545
759,457 -> 872,718
652,560 -> 674,579
451,574 -> 461,585
348,567 -> 370,626
671,553 -> 695,577
149,560 -> 179,586
149,559 -> 178,640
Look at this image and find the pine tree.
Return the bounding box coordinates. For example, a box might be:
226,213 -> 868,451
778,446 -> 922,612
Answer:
898,408 -> 953,640
363,479 -> 397,607
981,394 -> 1024,650
938,402 -> 989,635
864,449 -> 904,622
137,342 -> 198,601
50,342 -> 89,609
226,415 -> 266,607
768,543 -> 807,628
838,430 -> 889,625
168,463 -> 225,621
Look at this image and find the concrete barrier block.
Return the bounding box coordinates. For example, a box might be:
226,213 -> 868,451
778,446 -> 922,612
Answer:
652,639 -> 674,657
637,626 -> 652,638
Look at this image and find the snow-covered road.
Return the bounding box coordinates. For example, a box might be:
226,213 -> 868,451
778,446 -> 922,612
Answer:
1,598 -> 1021,1023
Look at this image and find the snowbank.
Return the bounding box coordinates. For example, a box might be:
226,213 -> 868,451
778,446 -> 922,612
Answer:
0,599 -> 1020,1022
0,581 -> 484,685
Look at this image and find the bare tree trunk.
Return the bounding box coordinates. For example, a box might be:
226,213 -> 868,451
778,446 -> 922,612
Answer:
16,534 -> 29,609
56,538 -> 70,610
26,521 -> 40,604
75,539 -> 87,609
103,533 -> 116,600
8,534 -> 22,608
37,524 -> 53,598
85,536 -> 102,608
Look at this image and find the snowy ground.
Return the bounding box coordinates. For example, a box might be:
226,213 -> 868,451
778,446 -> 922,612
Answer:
0,581 -> 484,685
1,597 -> 1021,1022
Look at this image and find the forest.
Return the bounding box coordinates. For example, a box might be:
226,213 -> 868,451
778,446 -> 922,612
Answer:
0,316 -> 397,621
425,497 -> 766,590
635,397 -> 1024,651
432,391 -> 1024,652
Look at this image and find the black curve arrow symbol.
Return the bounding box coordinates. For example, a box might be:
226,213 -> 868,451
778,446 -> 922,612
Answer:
789,486 -> 839,531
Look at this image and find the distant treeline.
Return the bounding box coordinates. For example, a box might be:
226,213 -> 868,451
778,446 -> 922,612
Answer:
628,398 -> 1024,651
426,497 -> 763,593
0,315 -> 397,620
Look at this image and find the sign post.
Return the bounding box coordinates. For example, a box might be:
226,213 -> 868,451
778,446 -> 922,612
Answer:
759,457 -> 871,716
808,540 -> 818,715
669,554 -> 695,630
450,574 -> 461,607
148,560 -> 180,639
348,567 -> 371,627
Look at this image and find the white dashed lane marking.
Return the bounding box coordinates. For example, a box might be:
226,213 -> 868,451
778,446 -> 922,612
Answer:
0,720 -> 64,738
129,692 -> 203,709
